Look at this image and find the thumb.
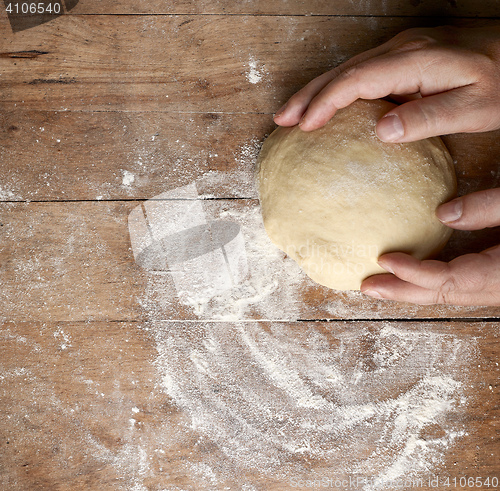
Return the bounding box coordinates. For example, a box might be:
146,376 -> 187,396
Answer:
436,188 -> 500,230
376,86 -> 485,142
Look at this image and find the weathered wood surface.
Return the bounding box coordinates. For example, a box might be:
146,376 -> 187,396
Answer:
0,320 -> 498,489
1,15 -> 499,113
6,0 -> 500,18
0,200 -> 499,322
1,1 -> 499,489
1,110 -> 500,201
0,15 -> 430,112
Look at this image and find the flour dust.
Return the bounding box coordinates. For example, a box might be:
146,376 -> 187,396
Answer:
152,320 -> 474,489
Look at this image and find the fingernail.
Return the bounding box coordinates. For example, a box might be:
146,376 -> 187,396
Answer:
362,289 -> 383,299
378,260 -> 394,274
437,199 -> 463,223
376,114 -> 404,142
274,103 -> 287,119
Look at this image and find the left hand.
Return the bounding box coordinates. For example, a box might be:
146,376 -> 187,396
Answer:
273,25 -> 500,142
360,188 -> 500,306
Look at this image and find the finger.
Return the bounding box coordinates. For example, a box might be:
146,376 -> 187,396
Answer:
376,84 -> 496,142
297,51 -> 422,131
297,47 -> 476,132
360,273 -> 497,306
376,251 -> 496,293
273,70 -> 344,127
273,42 -> 394,127
436,188 -> 500,230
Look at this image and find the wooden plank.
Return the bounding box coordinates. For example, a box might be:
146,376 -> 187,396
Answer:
0,111 -> 268,201
2,15 -> 498,113
1,110 -> 500,201
4,0 -> 500,19
1,319 -> 498,489
1,200 -> 499,322
0,201 -> 147,323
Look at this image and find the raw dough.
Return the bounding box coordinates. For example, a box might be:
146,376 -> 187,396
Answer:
257,99 -> 456,291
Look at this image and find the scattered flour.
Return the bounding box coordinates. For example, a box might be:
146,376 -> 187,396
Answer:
0,184 -> 19,201
122,170 -> 136,186
152,320 -> 475,488
246,56 -> 266,84
141,203 -> 306,321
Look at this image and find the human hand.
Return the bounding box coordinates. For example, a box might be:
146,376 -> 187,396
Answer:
360,188 -> 500,306
273,25 -> 500,142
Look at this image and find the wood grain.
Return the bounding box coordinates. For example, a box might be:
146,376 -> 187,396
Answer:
0,111 -> 267,201
4,2 -> 500,35
0,14 -> 415,112
0,200 -> 498,322
0,320 -> 498,490
2,110 -> 500,202
1,15 -> 498,113
7,0 -> 500,18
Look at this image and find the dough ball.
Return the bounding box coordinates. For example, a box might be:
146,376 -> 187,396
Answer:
257,99 -> 456,291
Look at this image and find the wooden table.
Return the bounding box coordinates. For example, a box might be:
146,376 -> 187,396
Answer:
1,1 -> 499,489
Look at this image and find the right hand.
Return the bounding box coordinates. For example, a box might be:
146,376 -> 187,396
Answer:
361,188 -> 500,306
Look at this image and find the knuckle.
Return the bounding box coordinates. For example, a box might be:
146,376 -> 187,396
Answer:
391,29 -> 438,52
336,63 -> 377,99
437,259 -> 486,297
391,25 -> 458,54
434,277 -> 457,304
338,65 -> 361,82
431,266 -> 459,304
409,100 -> 436,134
439,275 -> 458,294
465,82 -> 500,132
394,37 -> 434,53
474,54 -> 497,78
433,290 -> 451,305
393,27 -> 426,41
328,65 -> 345,79
288,87 -> 311,106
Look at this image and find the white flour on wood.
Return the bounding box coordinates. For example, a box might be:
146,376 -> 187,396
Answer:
152,320 -> 474,489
